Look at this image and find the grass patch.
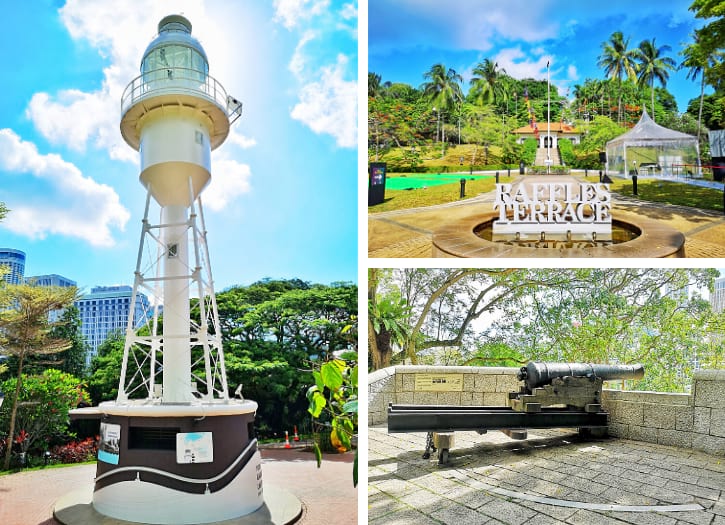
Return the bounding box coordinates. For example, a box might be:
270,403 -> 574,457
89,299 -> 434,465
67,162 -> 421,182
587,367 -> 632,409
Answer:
0,459 -> 96,476
369,173 -> 724,214
369,173 -> 518,212
609,177 -> 725,212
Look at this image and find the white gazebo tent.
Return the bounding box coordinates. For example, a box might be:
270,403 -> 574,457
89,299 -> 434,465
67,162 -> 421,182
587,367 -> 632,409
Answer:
606,108 -> 700,176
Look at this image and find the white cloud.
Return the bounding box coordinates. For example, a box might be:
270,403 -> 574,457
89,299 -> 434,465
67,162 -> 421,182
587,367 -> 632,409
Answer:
226,128 -> 257,149
340,3 -> 357,19
273,0 -> 331,29
26,1 -> 255,214
0,129 -> 130,247
25,88 -> 131,161
567,65 -> 579,81
290,54 -> 357,148
370,0 -> 559,53
203,158 -> 252,212
26,0 -> 208,162
493,47 -> 552,80
289,30 -> 317,77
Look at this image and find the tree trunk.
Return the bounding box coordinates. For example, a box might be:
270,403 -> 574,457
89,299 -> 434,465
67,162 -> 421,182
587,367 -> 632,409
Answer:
3,352 -> 24,470
697,75 -> 704,147
651,80 -> 655,122
441,113 -> 446,159
374,330 -> 393,369
368,317 -> 383,370
368,269 -> 388,371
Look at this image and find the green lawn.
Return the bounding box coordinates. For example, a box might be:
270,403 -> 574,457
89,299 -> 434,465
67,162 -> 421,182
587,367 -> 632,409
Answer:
369,173 -> 519,212
0,459 -> 96,476
368,173 -> 724,214
608,177 -> 724,212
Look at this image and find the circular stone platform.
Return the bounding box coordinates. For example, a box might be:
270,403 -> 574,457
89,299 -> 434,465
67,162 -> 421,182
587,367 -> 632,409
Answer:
54,484 -> 302,525
432,210 -> 686,258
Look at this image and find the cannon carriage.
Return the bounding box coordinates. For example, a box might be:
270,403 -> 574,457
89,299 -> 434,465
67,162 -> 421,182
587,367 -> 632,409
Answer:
387,362 -> 644,464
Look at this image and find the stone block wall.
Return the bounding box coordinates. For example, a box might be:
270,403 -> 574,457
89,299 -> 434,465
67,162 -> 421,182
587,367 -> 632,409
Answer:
692,369 -> 725,454
368,365 -> 518,425
601,389 -> 693,449
369,366 -> 725,456
598,369 -> 725,455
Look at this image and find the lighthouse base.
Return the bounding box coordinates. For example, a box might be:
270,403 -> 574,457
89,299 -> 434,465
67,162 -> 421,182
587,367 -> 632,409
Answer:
54,484 -> 302,525
66,402 -> 299,524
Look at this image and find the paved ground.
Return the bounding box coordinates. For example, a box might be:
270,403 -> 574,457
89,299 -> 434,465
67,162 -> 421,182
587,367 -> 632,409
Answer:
369,175 -> 725,258
0,446 -> 357,525
369,425 -> 725,525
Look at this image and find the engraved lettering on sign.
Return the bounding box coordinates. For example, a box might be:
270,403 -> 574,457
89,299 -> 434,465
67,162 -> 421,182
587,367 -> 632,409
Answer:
414,374 -> 464,392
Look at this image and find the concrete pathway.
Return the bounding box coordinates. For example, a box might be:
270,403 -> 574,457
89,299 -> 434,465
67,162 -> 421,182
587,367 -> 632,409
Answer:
369,425 -> 725,525
0,447 -> 357,525
369,182 -> 725,258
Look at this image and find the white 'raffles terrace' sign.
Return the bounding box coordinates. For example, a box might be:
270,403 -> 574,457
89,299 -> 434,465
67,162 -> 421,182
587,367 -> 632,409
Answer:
493,182 -> 612,238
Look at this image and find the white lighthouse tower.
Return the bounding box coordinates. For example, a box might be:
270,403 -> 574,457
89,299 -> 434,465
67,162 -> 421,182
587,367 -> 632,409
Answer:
69,15 -> 285,525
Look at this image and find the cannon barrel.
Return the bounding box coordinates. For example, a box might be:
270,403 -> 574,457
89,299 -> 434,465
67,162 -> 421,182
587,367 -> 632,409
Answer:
517,362 -> 644,390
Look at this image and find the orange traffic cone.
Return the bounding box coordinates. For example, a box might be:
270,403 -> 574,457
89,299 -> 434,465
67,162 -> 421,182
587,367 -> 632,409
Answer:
293,425 -> 300,441
284,430 -> 291,449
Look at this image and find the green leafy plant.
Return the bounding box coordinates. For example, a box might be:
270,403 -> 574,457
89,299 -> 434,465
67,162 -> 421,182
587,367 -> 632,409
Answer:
0,369 -> 90,460
306,358 -> 358,486
50,436 -> 98,464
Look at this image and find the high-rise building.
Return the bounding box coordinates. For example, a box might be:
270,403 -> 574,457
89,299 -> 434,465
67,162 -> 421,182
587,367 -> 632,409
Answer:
0,248 -> 26,285
27,274 -> 78,323
26,274 -> 77,288
75,285 -> 151,359
712,276 -> 725,313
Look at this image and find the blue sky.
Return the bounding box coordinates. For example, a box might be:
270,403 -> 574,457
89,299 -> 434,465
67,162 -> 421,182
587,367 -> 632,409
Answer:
369,0 -> 707,111
0,0 -> 357,293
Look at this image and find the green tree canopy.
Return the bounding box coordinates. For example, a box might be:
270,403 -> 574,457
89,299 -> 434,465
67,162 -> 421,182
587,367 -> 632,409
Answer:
369,268 -> 722,393
0,369 -> 89,456
211,280 -> 357,437
635,38 -> 676,121
598,31 -> 639,124
0,283 -> 79,469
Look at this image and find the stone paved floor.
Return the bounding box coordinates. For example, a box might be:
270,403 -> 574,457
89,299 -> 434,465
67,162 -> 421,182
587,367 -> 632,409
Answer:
369,186 -> 725,258
369,425 -> 725,524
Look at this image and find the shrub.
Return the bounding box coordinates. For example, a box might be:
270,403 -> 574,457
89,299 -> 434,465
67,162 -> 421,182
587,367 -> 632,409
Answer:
0,370 -> 90,456
529,165 -> 570,175
558,139 -> 576,166
522,138 -> 537,165
386,164 -> 517,174
50,436 -> 98,464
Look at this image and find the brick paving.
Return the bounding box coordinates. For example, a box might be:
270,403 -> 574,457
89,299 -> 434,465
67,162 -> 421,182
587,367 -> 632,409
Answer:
0,447 -> 357,525
369,183 -> 725,258
369,425 -> 725,525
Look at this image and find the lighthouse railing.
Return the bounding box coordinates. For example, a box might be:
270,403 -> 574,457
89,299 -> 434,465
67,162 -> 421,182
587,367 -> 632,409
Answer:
121,67 -> 229,117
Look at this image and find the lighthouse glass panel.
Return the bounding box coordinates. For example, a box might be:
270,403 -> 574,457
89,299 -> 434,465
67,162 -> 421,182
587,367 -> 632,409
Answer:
141,45 -> 208,92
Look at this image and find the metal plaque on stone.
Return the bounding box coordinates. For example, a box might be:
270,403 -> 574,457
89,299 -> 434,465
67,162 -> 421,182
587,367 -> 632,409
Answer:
414,374 -> 464,392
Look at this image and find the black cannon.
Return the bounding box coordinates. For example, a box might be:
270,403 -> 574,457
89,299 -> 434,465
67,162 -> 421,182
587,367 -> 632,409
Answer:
387,362 -> 644,464
517,362 -> 644,391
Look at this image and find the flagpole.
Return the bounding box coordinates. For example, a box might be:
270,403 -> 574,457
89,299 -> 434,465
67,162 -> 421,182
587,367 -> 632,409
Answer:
547,60 -> 551,174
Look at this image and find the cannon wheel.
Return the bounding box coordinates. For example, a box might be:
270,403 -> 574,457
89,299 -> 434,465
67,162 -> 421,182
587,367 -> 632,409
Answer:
438,448 -> 449,465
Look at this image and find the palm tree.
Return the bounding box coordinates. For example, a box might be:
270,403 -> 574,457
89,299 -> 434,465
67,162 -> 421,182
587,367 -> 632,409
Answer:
421,63 -> 463,156
597,31 -> 638,125
470,59 -> 507,106
368,72 -> 389,98
635,38 -> 676,122
680,33 -> 713,147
